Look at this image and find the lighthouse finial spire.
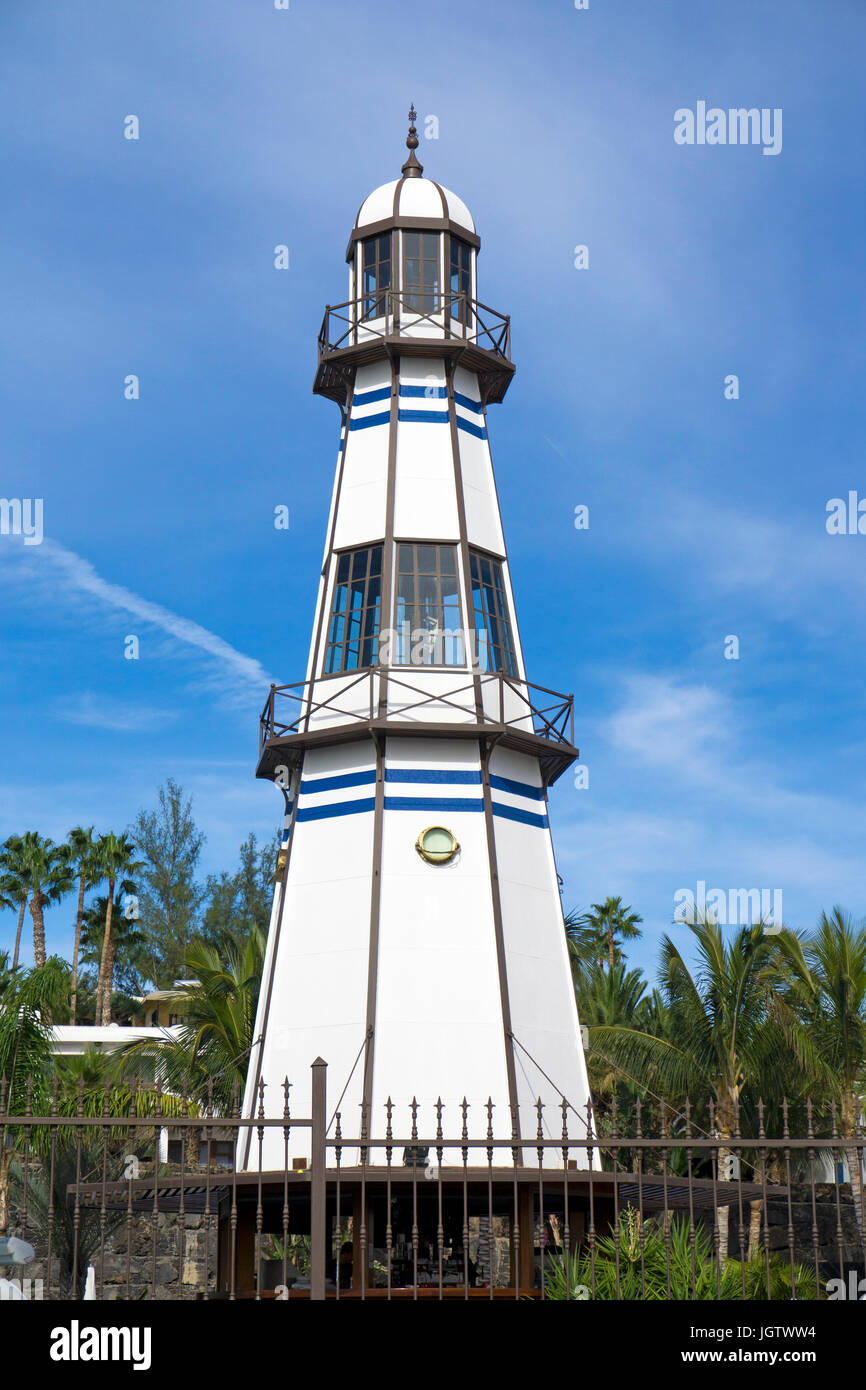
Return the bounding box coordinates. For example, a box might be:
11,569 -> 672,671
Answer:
401,103 -> 424,178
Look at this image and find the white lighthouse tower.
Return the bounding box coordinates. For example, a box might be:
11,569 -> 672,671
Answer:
241,110 -> 591,1167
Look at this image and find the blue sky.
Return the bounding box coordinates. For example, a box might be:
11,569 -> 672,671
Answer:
1,0 -> 864,980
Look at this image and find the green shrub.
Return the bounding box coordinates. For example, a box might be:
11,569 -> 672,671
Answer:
544,1206 -> 818,1300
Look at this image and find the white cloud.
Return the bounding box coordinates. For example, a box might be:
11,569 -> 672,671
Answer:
0,535 -> 276,706
58,692 -> 178,732
605,674 -> 731,781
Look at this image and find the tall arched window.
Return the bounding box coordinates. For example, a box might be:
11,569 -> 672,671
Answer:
449,237 -> 472,327
469,551 -> 517,676
403,231 -> 440,315
361,234 -> 391,319
324,545 -> 383,673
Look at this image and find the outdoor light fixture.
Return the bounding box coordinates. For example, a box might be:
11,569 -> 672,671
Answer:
415,826 -> 459,864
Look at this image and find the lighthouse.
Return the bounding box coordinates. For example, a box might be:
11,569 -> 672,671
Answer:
242,110 -> 591,1167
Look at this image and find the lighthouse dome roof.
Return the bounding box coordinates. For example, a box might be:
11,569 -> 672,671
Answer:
354,176 -> 475,235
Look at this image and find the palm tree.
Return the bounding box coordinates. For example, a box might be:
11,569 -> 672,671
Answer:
564,907 -> 602,986
0,833 -> 38,971
66,826 -> 103,1024
0,957 -> 70,1235
22,837 -> 74,969
576,896 -> 643,971
79,891 -> 143,1021
94,833 -> 143,1025
575,960 -> 652,1103
119,928 -> 265,1113
0,952 -> 12,998
7,1047 -> 187,1294
591,918 -> 799,1260
769,908 -> 866,1231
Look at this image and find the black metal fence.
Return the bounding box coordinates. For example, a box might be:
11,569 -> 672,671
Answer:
2,1060 -> 864,1301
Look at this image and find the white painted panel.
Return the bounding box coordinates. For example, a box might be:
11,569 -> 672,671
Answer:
488,759 -> 595,1165
386,669 -> 477,723
393,417 -> 459,538
400,358 -> 446,390
457,440 -> 504,559
331,423 -> 388,549
303,740 -> 375,778
373,738 -> 511,1150
386,737 -> 480,772
354,362 -> 391,396
306,672 -> 376,730
442,186 -> 475,232
241,776 -> 377,1167
357,180 -> 398,226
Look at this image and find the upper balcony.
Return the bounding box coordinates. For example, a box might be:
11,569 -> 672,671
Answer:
313,290 -> 515,409
257,669 -> 578,789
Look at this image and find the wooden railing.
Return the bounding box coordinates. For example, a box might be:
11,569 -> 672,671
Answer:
317,290 -> 510,362
259,671 -> 573,752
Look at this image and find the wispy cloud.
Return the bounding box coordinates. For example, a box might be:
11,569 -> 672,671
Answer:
58,691 -> 178,732
605,674 -> 731,782
0,536 -> 276,704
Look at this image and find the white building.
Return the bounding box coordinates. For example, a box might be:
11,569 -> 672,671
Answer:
241,111 -> 592,1168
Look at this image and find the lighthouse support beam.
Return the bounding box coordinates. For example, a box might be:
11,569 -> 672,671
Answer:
480,745 -> 523,1158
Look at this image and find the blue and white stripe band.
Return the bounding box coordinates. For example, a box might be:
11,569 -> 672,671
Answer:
293,766 -> 548,828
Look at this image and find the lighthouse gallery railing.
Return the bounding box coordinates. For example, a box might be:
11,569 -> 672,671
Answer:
317,290 -> 510,361
259,671 -> 574,753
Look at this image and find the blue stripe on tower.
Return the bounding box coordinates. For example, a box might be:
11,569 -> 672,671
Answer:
348,410 -> 390,432
300,769 -> 376,794
352,386 -> 391,406
397,408 -> 450,425
491,802 -> 549,829
296,797 -> 377,823
385,768 -> 481,786
453,391 -> 483,414
399,384 -> 447,400
488,773 -> 545,801
384,795 -> 485,813
294,794 -> 548,825
455,416 -> 487,440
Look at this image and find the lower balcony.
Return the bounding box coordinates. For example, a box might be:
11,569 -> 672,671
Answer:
257,670 -> 578,788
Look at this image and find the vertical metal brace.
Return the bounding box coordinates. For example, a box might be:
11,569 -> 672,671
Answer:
310,1058 -> 328,1300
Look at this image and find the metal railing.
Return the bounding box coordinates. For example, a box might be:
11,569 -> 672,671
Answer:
318,290 -> 510,362
258,671 -> 575,753
3,1061 -> 865,1301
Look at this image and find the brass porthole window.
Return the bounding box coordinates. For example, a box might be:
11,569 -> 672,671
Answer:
415,826 -> 459,865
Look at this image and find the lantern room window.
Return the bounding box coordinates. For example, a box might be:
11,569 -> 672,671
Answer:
469,551 -> 517,677
324,545 -> 383,673
449,237 -> 472,326
393,542 -> 464,666
403,231 -> 440,315
361,234 -> 391,319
